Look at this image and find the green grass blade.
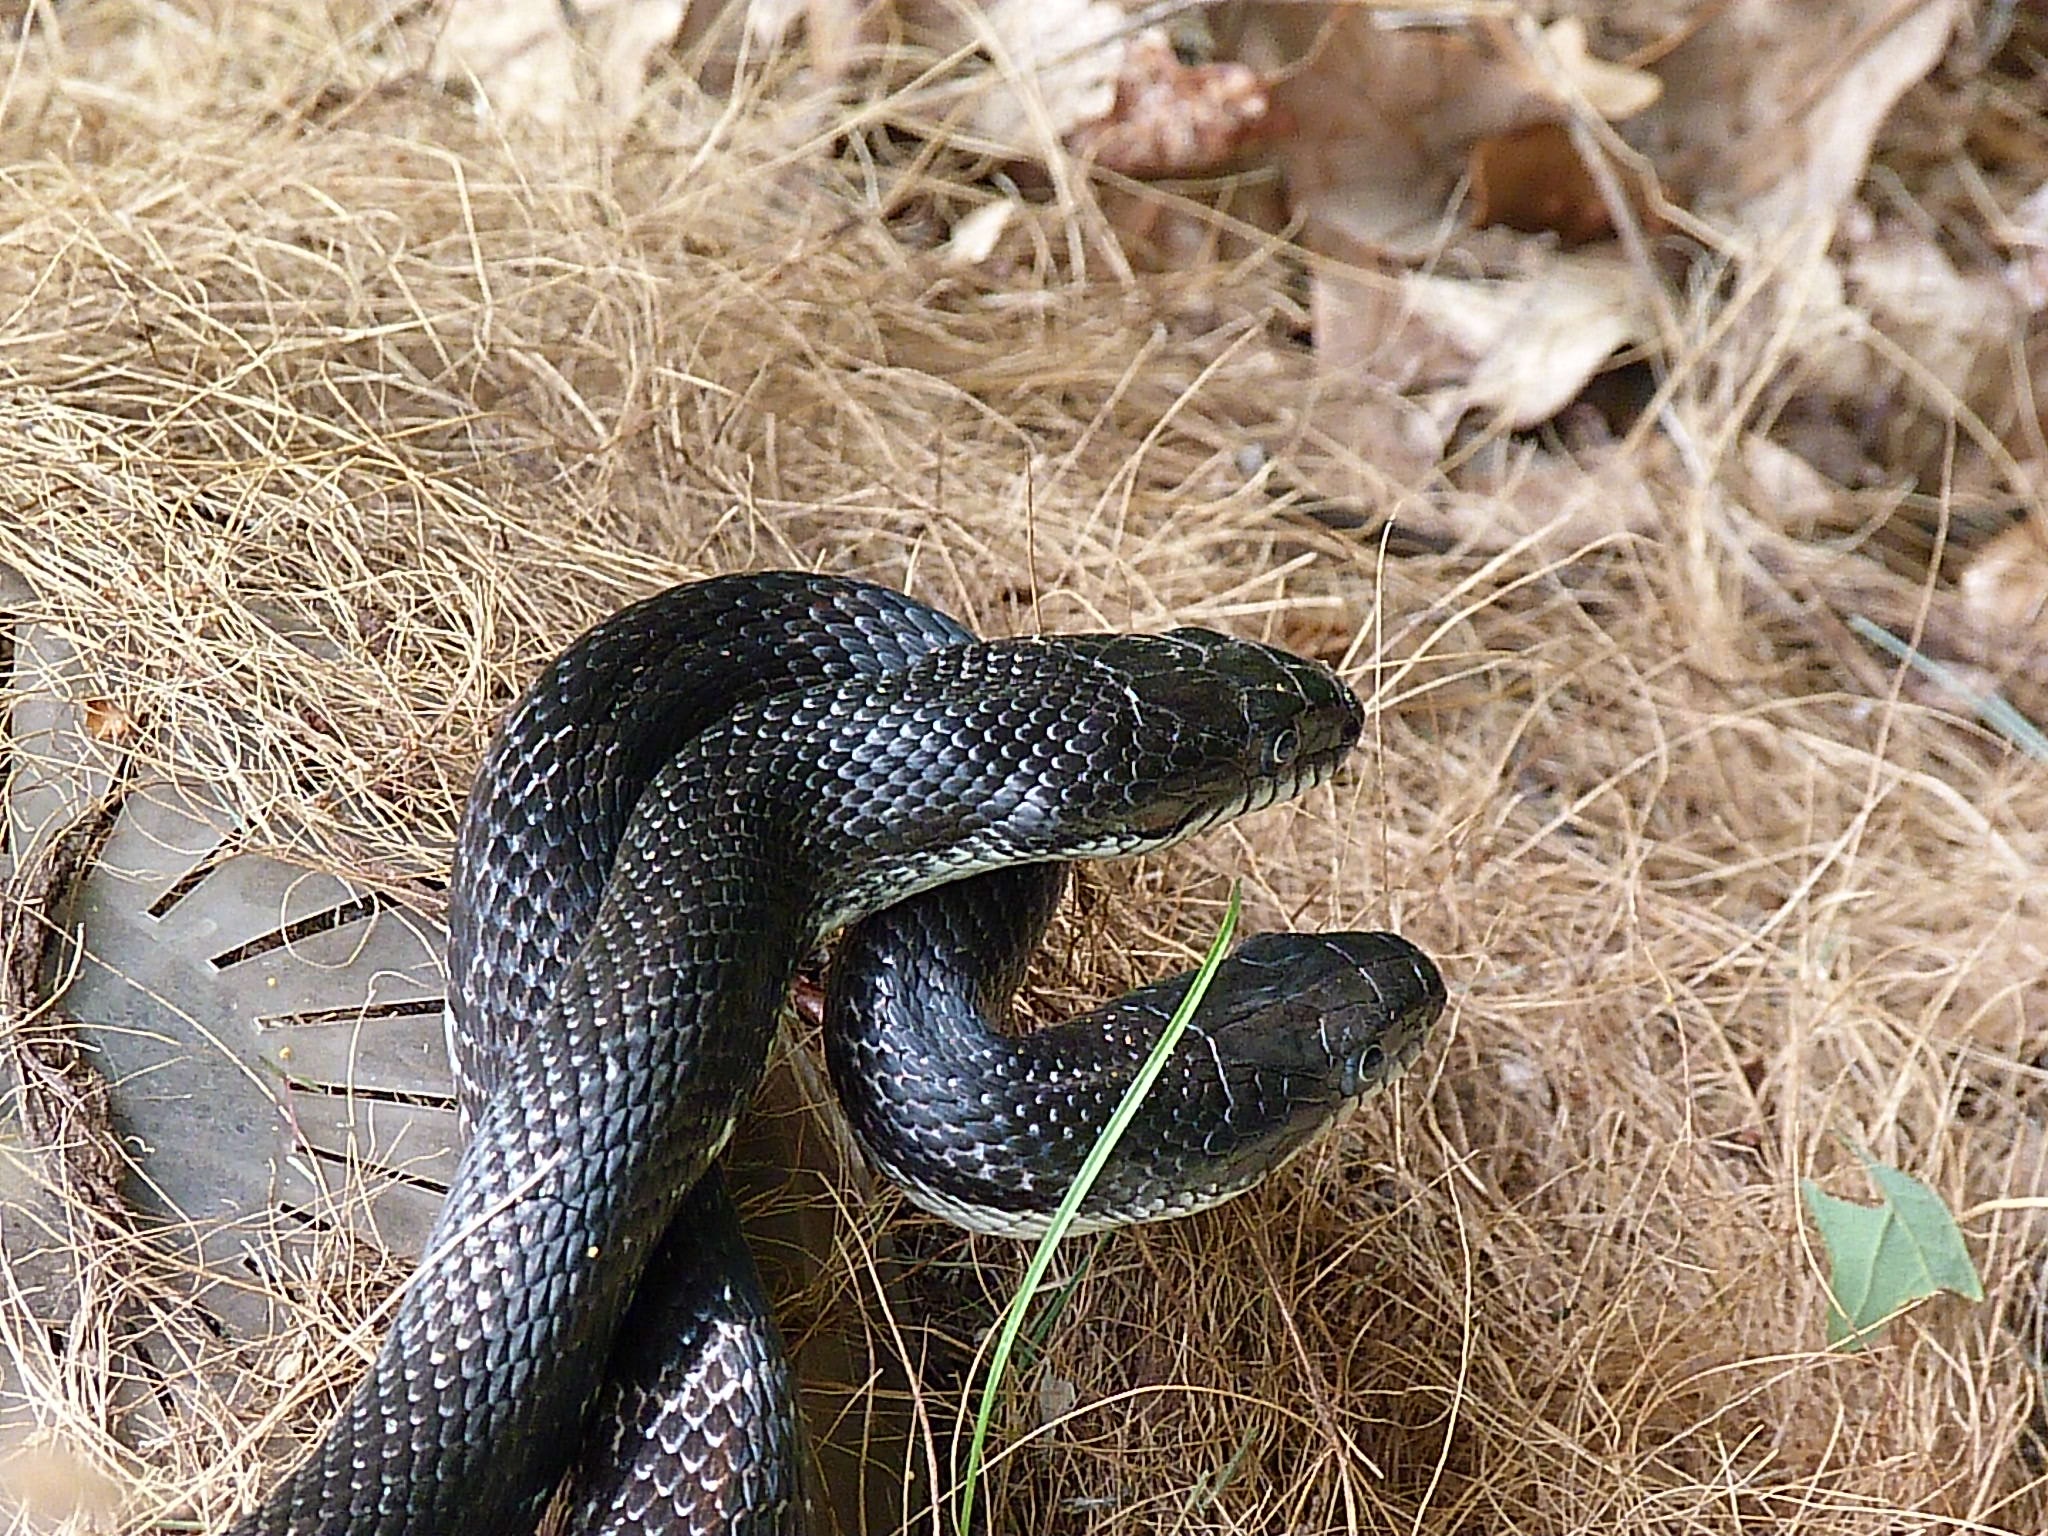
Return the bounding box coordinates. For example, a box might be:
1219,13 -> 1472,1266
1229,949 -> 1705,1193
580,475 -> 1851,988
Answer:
955,882 -> 1243,1535
1849,614 -> 2048,761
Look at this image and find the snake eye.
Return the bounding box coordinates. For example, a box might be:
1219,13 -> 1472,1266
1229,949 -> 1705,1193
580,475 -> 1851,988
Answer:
1346,1042 -> 1386,1095
1262,727 -> 1300,774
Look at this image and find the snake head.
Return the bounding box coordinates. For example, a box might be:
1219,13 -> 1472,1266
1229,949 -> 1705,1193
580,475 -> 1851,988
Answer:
1047,627 -> 1365,849
741,623 -> 1368,924
1192,930 -> 1446,1093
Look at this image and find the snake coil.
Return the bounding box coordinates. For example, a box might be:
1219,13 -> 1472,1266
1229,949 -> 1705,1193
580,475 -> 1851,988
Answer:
228,573 -> 1444,1536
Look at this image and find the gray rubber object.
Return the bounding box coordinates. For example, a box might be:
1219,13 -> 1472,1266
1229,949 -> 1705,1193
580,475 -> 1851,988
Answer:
5,607 -> 453,1344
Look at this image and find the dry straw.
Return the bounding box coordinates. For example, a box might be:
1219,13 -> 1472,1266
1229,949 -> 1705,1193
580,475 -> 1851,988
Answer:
1,4 -> 2045,1533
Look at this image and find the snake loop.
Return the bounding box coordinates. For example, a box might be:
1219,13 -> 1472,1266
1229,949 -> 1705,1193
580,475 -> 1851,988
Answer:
227,574 -> 1441,1536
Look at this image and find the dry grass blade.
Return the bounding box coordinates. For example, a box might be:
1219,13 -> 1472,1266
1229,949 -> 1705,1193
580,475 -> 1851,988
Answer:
0,5 -> 2043,1535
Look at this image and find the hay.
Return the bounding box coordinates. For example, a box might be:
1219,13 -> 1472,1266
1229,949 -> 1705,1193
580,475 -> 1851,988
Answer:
2,4 -> 2045,1533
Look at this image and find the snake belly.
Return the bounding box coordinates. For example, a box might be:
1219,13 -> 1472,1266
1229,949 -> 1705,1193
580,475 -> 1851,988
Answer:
228,576 -> 1370,1536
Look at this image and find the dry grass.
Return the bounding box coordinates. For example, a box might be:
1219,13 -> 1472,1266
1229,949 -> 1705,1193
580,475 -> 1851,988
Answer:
2,4 -> 2046,1534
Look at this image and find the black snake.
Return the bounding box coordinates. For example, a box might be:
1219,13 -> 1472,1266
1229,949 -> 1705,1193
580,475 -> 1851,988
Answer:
227,572 -> 1445,1535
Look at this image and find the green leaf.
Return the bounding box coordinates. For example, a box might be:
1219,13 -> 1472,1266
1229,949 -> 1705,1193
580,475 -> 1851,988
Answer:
1849,615 -> 2048,762
1801,1150 -> 1984,1351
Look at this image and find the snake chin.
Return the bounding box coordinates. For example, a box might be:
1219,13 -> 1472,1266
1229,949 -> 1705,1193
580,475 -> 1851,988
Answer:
878,1164 -> 1269,1240
1149,738 -> 1351,846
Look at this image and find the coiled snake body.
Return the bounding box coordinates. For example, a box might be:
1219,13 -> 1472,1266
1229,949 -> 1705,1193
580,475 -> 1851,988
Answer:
230,573 -> 1444,1536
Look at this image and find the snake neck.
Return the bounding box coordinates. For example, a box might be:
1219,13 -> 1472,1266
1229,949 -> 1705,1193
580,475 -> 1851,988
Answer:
443,575 -> 972,1118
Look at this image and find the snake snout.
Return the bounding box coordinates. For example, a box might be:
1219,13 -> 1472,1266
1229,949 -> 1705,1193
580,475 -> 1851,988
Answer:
1074,628 -> 1364,852
1300,931 -> 1447,1098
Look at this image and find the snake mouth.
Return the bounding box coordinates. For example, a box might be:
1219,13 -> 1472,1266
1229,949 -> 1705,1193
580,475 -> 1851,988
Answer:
1250,741 -> 1348,815
1163,748 -> 1346,843
1136,759 -> 1325,846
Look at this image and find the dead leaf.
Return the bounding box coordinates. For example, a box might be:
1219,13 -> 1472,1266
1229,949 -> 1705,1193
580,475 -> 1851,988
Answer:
1240,10 -> 1657,261
1244,14 -> 1558,261
745,0 -> 807,47
0,1438 -> 123,1528
1470,436 -> 1671,549
1316,243 -> 1650,437
1314,266 -> 1471,398
431,0 -> 685,123
1959,520 -> 2048,641
1066,28 -> 1271,179
431,0 -> 578,121
1516,16 -> 1662,121
584,0 -> 688,113
1997,181 -> 2048,312
1469,124 -> 1620,247
82,697 -> 135,745
962,0 -> 1127,156
1297,377 -> 1450,501
1842,226 -> 2015,404
1447,253 -> 1650,433
1449,258 -> 1649,431
1750,218 -> 2012,480
1384,435 -> 1671,556
1739,432 -> 1848,534
1640,0 -> 1963,232
746,0 -> 879,78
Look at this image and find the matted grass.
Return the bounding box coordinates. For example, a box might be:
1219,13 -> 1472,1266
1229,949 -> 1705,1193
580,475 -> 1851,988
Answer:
2,4 -> 2045,1533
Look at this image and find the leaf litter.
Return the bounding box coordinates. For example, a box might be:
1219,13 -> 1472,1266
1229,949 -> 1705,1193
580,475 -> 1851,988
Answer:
1,0 -> 2047,1532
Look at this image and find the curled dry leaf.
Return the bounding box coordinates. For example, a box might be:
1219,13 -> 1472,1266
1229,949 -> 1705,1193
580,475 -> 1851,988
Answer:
961,0 -> 1127,157
1037,1371 -> 1079,1427
1296,379 -> 1450,505
1465,18 -> 1664,248
1514,16 -> 1662,121
586,0 -> 689,112
1249,15 -> 1559,262
1317,249 -> 1652,435
1639,0 -> 1963,232
1469,123 -> 1622,247
1959,520 -> 2048,643
1313,267 -> 1467,400
930,4 -> 1272,180
1242,9 -> 1656,261
1065,29 -> 1271,179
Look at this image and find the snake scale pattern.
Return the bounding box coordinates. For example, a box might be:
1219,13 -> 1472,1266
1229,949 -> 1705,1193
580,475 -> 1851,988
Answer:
226,572 -> 1445,1536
